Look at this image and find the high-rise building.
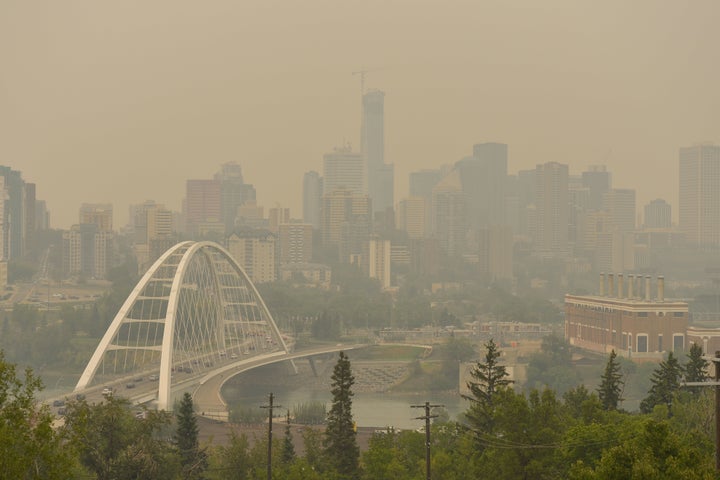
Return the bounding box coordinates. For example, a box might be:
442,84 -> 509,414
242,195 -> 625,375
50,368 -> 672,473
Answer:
185,179 -> 222,235
644,199 -> 672,229
477,225 -> 513,281
679,143 -> 720,246
215,162 -> 256,232
431,169 -> 466,257
278,223 -> 313,264
602,188 -> 636,233
226,228 -> 277,284
362,90 -> 394,214
79,203 -> 113,232
24,183 -> 36,252
368,236 -> 392,289
534,162 -> 569,258
62,223 -> 113,279
320,188 -> 371,262
303,171 -> 323,229
455,143 -> 508,229
581,165 -> 612,211
0,166 -> 29,259
268,207 -> 291,232
323,147 -> 365,196
397,196 -> 426,239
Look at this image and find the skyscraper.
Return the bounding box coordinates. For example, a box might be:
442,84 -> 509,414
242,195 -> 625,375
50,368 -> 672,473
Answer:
581,165 -> 612,211
431,169 -> 466,257
679,143 -> 720,246
644,199 -> 672,229
185,179 -> 222,235
215,162 -> 256,232
455,142 -> 508,229
79,203 -> 113,232
362,90 -> 394,214
534,162 -> 569,258
303,170 -> 323,229
323,147 -> 365,196
602,188 -> 636,233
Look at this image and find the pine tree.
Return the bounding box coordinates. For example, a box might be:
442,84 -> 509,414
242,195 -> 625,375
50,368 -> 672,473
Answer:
324,351 -> 360,478
463,338 -> 513,434
174,392 -> 207,479
640,351 -> 682,415
282,410 -> 295,465
597,349 -> 624,410
684,343 -> 709,395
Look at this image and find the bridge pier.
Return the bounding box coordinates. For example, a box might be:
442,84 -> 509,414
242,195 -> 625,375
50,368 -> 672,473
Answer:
308,357 -> 318,377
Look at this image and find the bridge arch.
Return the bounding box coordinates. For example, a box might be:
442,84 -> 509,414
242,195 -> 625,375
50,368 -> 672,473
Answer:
75,241 -> 289,409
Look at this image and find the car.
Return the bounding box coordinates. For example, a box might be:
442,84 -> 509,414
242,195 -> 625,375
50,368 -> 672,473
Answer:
75,393 -> 86,401
183,367 -> 192,374
52,399 -> 65,407
219,351 -> 227,357
204,362 -> 213,367
102,387 -> 113,396
57,408 -> 66,416
230,353 -> 238,359
133,377 -> 143,382
125,383 -> 136,389
148,374 -> 159,381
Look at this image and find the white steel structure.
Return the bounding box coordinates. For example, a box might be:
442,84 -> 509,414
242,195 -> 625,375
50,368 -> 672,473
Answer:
75,241 -> 289,409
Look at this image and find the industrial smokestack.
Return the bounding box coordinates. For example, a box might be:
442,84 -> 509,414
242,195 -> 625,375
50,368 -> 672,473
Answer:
618,274 -> 624,298
645,275 -> 651,301
628,274 -> 634,298
658,275 -> 665,302
600,273 -> 605,296
608,273 -> 615,298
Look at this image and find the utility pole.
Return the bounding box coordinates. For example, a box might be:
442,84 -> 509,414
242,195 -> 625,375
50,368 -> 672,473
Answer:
261,393 -> 282,480
683,351 -> 720,471
411,401 -> 444,480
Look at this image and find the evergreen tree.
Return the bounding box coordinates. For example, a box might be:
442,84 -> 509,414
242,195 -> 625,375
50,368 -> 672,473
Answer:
174,392 -> 208,479
463,338 -> 513,434
282,410 -> 295,465
684,343 -> 709,395
324,351 -> 360,478
597,349 -> 624,410
640,351 -> 682,415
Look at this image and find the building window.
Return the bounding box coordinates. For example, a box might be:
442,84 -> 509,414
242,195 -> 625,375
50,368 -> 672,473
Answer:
658,335 -> 663,352
637,334 -> 648,353
673,334 -> 684,352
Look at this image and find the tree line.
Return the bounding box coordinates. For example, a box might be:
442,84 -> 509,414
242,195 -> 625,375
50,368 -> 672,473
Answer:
2,340 -> 718,479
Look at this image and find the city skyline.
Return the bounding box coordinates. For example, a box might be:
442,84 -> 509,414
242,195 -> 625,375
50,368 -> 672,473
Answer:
1,1 -> 718,228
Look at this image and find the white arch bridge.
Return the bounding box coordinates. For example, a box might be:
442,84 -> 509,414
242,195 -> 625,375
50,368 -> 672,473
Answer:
74,241 -> 357,411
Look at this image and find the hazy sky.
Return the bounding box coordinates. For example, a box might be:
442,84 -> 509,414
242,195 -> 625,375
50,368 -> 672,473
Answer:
1,0 -> 718,228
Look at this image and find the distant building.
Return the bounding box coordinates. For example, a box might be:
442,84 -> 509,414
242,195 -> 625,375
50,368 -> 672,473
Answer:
397,196 -> 426,239
0,166 -> 30,259
644,199 -> 672,229
368,237 -> 392,289
279,263 -> 331,289
454,143 -> 508,229
679,143 -> 720,246
431,169 -> 466,257
581,165 -> 612,211
185,179 -> 222,235
477,225 -> 513,281
565,274 -> 688,357
79,203 -> 113,232
602,188 -> 636,233
320,188 -> 371,262
62,223 -> 113,279
215,162 -> 256,232
323,148 -> 365,197
302,171 -> 323,229
278,223 -> 313,264
534,162 -> 569,258
268,207 -> 291,232
226,228 -> 277,284
362,90 -> 394,214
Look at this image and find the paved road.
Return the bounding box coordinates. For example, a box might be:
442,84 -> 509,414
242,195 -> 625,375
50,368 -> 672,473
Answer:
192,344 -> 368,416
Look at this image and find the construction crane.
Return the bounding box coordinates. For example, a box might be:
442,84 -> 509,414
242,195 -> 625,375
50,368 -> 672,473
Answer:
351,67 -> 382,100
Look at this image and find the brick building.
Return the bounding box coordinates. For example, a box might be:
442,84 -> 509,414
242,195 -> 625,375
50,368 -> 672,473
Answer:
565,274 -> 688,358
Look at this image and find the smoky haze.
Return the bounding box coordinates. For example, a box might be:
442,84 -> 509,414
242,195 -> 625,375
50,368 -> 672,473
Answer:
0,0 -> 718,228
